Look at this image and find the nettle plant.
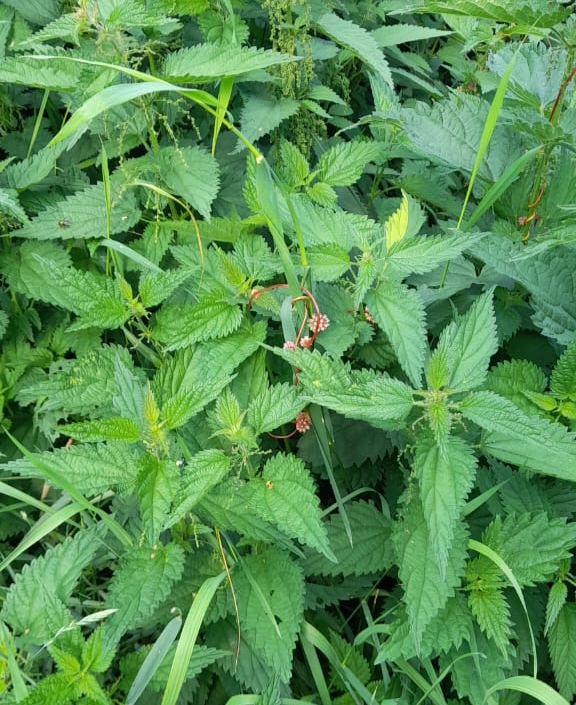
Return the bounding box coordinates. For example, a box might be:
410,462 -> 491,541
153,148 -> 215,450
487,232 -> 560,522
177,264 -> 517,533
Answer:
1,1 -> 576,704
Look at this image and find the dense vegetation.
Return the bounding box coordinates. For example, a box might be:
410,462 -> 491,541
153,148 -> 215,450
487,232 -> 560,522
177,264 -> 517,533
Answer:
1,1 -> 576,703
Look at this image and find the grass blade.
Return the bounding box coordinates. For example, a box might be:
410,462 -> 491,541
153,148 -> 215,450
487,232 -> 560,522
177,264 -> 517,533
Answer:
483,676 -> 570,705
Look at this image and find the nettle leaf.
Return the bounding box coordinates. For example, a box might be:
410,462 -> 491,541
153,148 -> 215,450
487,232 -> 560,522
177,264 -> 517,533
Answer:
153,293 -> 243,350
247,383 -> 306,435
472,237 -> 576,345
0,55 -> 81,90
0,187 -> 28,223
306,243 -> 350,282
414,435 -> 477,577
168,450 -> 231,527
162,43 -> 297,82
484,359 -> 547,416
461,390 -> 576,480
365,280 -> 426,388
402,94 -> 522,181
316,13 -> 393,88
153,320 -> 265,403
549,603 -> 576,700
15,182 -> 140,240
551,334 -> 576,400
235,547 -> 305,683
139,268 -> 191,308
279,139 -> 309,186
316,140 -> 384,187
59,416 -> 141,443
299,501 -> 393,577
1,526 -> 105,643
432,289 -> 498,393
372,23 -> 451,47
1,142 -> 67,191
0,442 -> 139,497
496,513 -> 576,586
105,543 -> 185,647
151,146 -> 219,220
238,94 -> 300,149
277,348 -> 414,428
161,373 -> 232,430
545,582 -> 568,635
385,191 -> 409,250
242,454 -> 333,560
137,456 -> 179,543
112,353 -> 145,428
386,233 -> 482,277
404,0 -> 569,27
394,491 -> 468,651
15,344 -> 132,415
468,585 -> 511,656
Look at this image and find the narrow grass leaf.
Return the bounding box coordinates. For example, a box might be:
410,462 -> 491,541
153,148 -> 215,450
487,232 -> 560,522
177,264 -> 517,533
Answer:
483,676 -> 570,705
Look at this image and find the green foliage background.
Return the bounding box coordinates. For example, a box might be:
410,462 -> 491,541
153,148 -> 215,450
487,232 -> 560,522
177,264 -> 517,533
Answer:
1,1 -> 576,704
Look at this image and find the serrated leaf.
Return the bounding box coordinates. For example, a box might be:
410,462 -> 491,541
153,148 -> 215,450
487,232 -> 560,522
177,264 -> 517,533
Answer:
247,383 -> 306,434
150,146 -> 219,220
15,182 -> 140,240
235,548 -> 304,682
496,513 -> 576,586
365,280 -> 426,388
316,13 -> 393,87
162,43 -> 297,82
433,288 -> 498,392
1,143 -> 67,191
401,0 -> 569,27
242,454 -> 333,560
1,526 -> 105,643
0,55 -> 80,89
153,294 -> 243,350
112,354 -> 145,428
139,268 -> 191,308
168,450 -> 231,527
385,191 -> 409,250
484,359 -> 547,416
549,603 -> 576,700
394,490 -> 468,651
238,95 -> 300,149
105,543 -> 185,647
276,348 -> 413,428
0,187 -> 28,223
386,232 -> 482,277
59,416 -> 141,443
551,335 -> 576,400
305,243 -> 350,282
137,456 -> 179,543
545,582 -> 568,635
300,501 -> 393,577
161,374 -> 232,429
372,23 -> 451,47
415,435 -> 477,577
468,585 -> 511,655
461,390 -> 576,479
316,140 -> 384,187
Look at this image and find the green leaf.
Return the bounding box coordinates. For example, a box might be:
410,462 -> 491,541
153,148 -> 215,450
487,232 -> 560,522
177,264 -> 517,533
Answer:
247,383 -> 306,434
162,43 -> 298,82
242,454 -> 334,560
316,13 -> 393,88
316,140 -> 384,187
276,348 -> 414,428
414,435 -> 477,576
153,294 -> 243,350
238,95 -> 300,148
137,456 -> 179,543
235,548 -> 305,682
365,280 -> 426,388
385,191 -> 409,250
372,23 -> 451,47
545,582 -> 568,636
112,353 -> 145,427
306,243 -> 350,282
394,491 -> 468,651
168,450 -> 231,527
15,182 -> 140,240
0,187 -> 28,223
161,374 -> 232,430
150,146 -> 219,220
105,543 -> 185,647
551,335 -> 576,400
433,288 -> 498,393
468,585 -> 512,655
58,416 -> 141,443
0,55 -> 80,89
484,359 -> 547,416
0,527 -> 105,643
386,233 -> 482,277
299,501 -> 393,577
461,390 -> 576,479
1,143 -> 67,191
549,604 -> 576,700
